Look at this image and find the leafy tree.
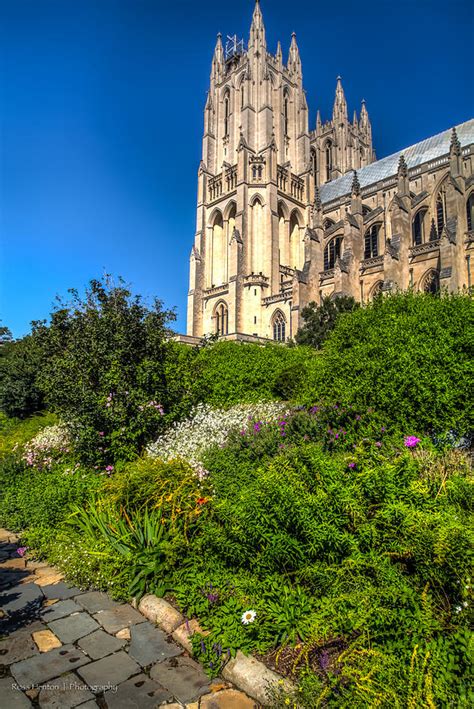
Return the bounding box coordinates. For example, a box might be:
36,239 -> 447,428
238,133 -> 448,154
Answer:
296,295 -> 359,348
34,276 -> 176,465
0,332 -> 45,418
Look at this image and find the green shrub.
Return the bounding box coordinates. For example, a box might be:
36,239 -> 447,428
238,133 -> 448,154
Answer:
305,291 -> 474,440
295,295 -> 359,349
0,412 -> 58,456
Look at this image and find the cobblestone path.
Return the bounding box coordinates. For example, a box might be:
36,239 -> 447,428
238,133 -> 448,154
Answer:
0,529 -> 257,708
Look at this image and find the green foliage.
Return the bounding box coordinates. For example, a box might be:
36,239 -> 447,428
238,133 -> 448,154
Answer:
32,276 -> 176,465
296,295 -> 359,349
0,412 -> 58,456
0,334 -> 45,418
305,291 -> 474,440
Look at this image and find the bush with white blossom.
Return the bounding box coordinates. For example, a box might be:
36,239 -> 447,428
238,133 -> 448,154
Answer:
146,401 -> 289,475
22,424 -> 71,470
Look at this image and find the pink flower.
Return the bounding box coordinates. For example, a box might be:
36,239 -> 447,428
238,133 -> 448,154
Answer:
16,547 -> 27,557
105,465 -> 114,474
404,436 -> 421,449
348,462 -> 356,469
98,431 -> 105,437
375,441 -> 382,448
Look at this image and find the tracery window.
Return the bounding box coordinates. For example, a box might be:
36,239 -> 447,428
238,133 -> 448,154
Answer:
284,91 -> 289,136
325,141 -> 333,182
467,192 -> 474,232
412,209 -> 427,245
215,302 -> 228,336
364,224 -> 380,259
223,91 -> 230,138
310,148 -> 317,185
324,235 -> 343,270
421,270 -> 440,295
272,311 -> 286,342
436,193 -> 445,236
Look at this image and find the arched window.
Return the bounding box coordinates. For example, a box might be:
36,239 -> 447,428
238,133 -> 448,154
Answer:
420,270 -> 440,295
364,224 -> 380,259
467,192 -> 474,232
289,211 -> 301,269
215,302 -> 228,336
412,209 -> 427,246
369,281 -> 384,301
436,193 -> 444,236
324,235 -> 343,270
211,211 -> 226,286
283,90 -> 289,136
323,218 -> 335,230
224,91 -> 230,138
310,148 -> 317,186
325,141 -> 333,182
272,311 -> 286,342
241,78 -> 245,109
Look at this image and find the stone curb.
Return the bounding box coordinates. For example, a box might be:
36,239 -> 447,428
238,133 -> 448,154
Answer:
136,593 -> 293,706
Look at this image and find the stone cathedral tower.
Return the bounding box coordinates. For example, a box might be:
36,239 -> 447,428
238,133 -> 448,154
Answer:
186,1 -> 474,341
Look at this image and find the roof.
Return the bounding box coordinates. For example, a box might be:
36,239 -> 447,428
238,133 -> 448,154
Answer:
319,118 -> 474,204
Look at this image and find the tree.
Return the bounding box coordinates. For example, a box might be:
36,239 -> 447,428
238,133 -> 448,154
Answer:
295,295 -> 359,349
0,324 -> 45,418
34,276 -> 176,465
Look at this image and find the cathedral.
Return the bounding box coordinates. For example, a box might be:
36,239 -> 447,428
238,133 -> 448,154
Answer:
186,0 -> 474,342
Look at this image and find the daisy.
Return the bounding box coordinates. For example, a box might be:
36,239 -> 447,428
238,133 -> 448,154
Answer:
241,610 -> 256,625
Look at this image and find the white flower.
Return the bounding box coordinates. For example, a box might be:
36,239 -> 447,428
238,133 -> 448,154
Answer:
22,424 -> 71,470
146,401 -> 289,476
241,609 -> 256,625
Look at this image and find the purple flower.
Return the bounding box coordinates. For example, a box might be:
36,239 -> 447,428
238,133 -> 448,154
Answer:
98,432 -> 105,437
375,441 -> 382,448
356,415 -> 361,421
253,422 -> 261,433
200,640 -> 206,654
404,436 -> 421,449
348,462 -> 356,469
206,592 -> 219,604
335,433 -> 339,440
319,649 -> 330,671
381,426 -> 386,433
16,547 -> 27,557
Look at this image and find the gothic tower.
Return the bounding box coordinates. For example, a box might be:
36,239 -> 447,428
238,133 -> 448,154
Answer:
187,1 -> 374,339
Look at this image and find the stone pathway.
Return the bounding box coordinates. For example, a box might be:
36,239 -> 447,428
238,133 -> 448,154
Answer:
0,529 -> 258,708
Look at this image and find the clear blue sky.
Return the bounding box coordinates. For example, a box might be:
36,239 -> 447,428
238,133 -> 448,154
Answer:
1,0 -> 473,337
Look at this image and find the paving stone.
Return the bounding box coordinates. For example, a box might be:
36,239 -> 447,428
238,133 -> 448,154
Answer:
150,656 -> 212,705
75,702 -> 97,709
47,613 -> 100,644
40,600 -> 83,622
1,558 -> 27,570
32,629 -> 62,653
0,623 -> 43,664
128,621 -> 182,668
0,570 -> 30,591
0,582 -> 44,614
103,673 -> 172,709
37,671 -> 95,708
77,630 -> 126,660
0,676 -> 32,708
41,582 -> 82,600
10,644 -> 89,687
77,651 -> 140,693
75,592 -> 118,615
200,688 -> 257,708
159,704 -> 183,709
93,605 -> 145,635
35,573 -> 64,588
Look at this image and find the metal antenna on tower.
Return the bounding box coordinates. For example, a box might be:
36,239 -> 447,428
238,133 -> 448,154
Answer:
225,35 -> 245,61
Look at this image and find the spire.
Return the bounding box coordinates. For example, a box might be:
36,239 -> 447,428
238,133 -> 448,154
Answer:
332,76 -> 347,120
316,110 -> 322,133
397,154 -> 409,196
249,0 -> 266,50
351,170 -> 361,196
360,99 -> 370,131
450,126 -> 461,157
353,110 -> 358,128
276,40 -> 282,62
211,33 -> 224,83
287,32 -> 302,80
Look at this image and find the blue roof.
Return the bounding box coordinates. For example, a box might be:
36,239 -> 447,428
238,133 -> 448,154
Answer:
320,118 -> 474,204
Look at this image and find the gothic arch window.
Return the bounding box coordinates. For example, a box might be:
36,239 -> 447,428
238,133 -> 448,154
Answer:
278,202 -> 289,265
436,193 -> 445,236
467,192 -> 474,232
369,280 -> 384,301
272,310 -> 286,342
324,235 -> 343,270
310,148 -> 317,186
420,269 -> 440,295
324,140 -> 333,182
283,88 -> 290,136
214,301 -> 229,336
226,202 -> 237,241
289,210 -> 302,268
364,223 -> 380,259
323,218 -> 335,230
412,208 -> 427,246
223,89 -> 230,138
210,210 -> 226,286
240,76 -> 246,109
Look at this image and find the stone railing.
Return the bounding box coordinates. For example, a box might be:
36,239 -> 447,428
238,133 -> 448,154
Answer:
360,255 -> 384,271
207,164 -> 238,201
319,268 -> 335,281
409,239 -> 440,257
203,284 -> 228,297
277,165 -> 305,202
242,273 -> 270,288
262,292 -> 291,306
279,265 -> 296,277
